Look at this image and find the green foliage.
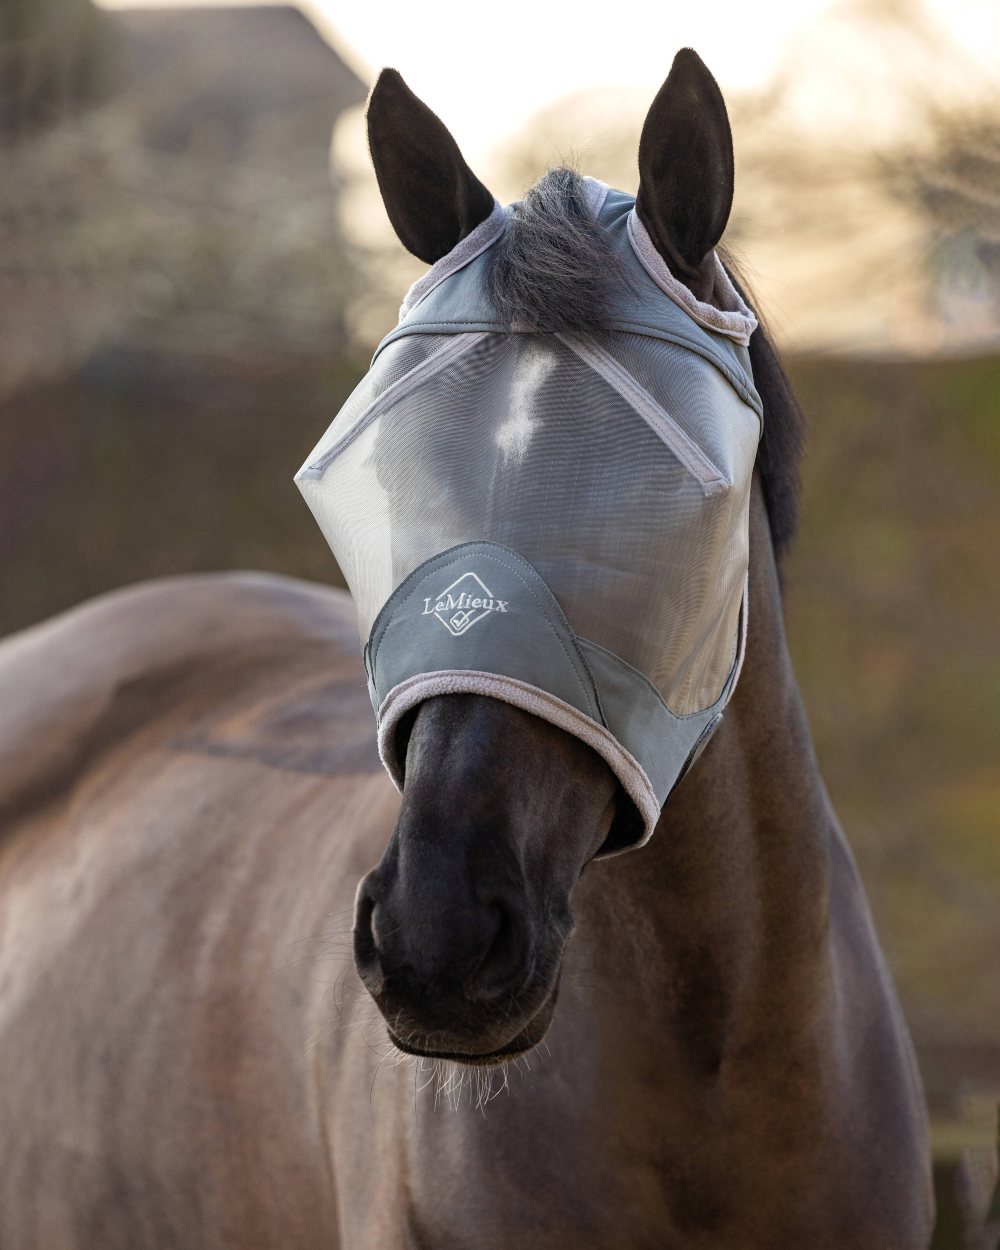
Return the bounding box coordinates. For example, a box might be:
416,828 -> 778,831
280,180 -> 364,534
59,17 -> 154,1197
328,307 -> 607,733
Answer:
884,110 -> 1000,331
785,353 -> 1000,1063
0,345 -> 363,634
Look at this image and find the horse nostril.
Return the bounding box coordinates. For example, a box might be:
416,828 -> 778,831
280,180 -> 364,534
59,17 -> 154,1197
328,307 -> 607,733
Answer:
353,872 -> 531,1008
470,901 -> 527,999
353,884 -> 384,993
469,903 -> 502,971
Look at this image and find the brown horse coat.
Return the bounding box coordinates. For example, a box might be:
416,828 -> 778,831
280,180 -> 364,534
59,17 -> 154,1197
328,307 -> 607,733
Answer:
0,485 -> 933,1248
0,572 -> 385,1247
0,54 -> 933,1249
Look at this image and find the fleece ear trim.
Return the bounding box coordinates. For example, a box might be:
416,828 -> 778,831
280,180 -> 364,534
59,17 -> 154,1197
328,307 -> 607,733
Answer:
626,209 -> 757,346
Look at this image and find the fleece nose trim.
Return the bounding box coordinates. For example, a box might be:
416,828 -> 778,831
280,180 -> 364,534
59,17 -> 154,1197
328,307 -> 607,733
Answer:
376,669 -> 661,853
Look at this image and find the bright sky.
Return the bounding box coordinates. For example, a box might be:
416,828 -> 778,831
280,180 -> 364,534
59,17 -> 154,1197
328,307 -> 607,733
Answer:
311,0 -> 839,159
101,0 -> 1000,165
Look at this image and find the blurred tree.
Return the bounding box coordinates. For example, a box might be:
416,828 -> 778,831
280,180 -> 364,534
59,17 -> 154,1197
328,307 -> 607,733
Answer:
887,109 -> 1000,337
833,0 -> 1000,342
0,5 -> 366,398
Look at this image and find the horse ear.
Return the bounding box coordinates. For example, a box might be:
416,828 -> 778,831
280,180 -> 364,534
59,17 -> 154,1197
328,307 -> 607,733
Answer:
636,49 -> 734,288
366,68 -> 496,265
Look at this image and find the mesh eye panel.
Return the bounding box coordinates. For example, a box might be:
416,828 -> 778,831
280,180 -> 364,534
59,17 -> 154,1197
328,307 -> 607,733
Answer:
300,331 -> 759,716
594,332 -> 759,490
303,334 -> 451,471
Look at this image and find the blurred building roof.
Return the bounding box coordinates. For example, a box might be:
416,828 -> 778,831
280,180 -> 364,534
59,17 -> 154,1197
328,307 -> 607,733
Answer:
111,5 -> 366,180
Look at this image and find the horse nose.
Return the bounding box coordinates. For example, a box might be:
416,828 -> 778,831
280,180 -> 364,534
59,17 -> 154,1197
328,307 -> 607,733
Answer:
353,869 -> 529,1007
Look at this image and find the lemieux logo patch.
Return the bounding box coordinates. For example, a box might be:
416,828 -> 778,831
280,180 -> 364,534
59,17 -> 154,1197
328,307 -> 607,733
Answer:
422,571 -> 509,637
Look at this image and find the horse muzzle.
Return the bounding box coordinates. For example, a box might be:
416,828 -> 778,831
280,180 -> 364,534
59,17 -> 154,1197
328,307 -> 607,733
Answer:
353,866 -> 566,1064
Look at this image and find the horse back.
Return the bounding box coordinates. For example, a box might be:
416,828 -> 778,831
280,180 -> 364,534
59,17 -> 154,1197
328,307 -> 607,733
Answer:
0,573 -> 393,1249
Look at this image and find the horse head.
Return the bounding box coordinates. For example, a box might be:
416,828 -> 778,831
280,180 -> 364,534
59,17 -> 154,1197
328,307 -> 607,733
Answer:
341,51 -> 749,1063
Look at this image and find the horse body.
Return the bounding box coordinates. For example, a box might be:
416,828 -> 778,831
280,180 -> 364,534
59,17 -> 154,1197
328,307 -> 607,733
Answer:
0,573 -> 381,1247
0,49 -> 933,1249
0,492 -> 932,1248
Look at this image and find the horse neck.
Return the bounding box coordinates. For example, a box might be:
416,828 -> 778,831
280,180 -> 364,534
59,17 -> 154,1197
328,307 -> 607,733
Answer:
579,483 -> 837,1060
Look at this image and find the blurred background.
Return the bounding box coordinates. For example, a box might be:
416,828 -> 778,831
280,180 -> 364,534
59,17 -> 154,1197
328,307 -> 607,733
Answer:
1,0 -> 997,1242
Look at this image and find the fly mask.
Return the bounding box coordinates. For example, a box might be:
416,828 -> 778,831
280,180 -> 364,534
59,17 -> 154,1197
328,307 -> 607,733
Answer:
295,178 -> 761,855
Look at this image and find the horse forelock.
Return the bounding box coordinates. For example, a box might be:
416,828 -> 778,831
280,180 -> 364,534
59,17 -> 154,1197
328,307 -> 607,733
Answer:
486,168 -> 632,333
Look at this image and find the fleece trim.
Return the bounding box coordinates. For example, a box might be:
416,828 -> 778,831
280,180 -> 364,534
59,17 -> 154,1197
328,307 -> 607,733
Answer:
625,208 -> 758,346
376,668 -> 661,854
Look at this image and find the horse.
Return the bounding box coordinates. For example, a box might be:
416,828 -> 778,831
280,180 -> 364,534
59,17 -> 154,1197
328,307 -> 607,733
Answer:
0,49 -> 933,1249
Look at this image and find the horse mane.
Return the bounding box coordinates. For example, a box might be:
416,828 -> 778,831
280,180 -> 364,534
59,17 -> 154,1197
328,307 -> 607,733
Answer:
486,167 -> 632,333
486,167 -> 804,561
721,254 -> 804,560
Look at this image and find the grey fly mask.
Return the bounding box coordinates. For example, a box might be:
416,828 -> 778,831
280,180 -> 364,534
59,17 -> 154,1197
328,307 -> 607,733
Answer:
296,178 -> 762,855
